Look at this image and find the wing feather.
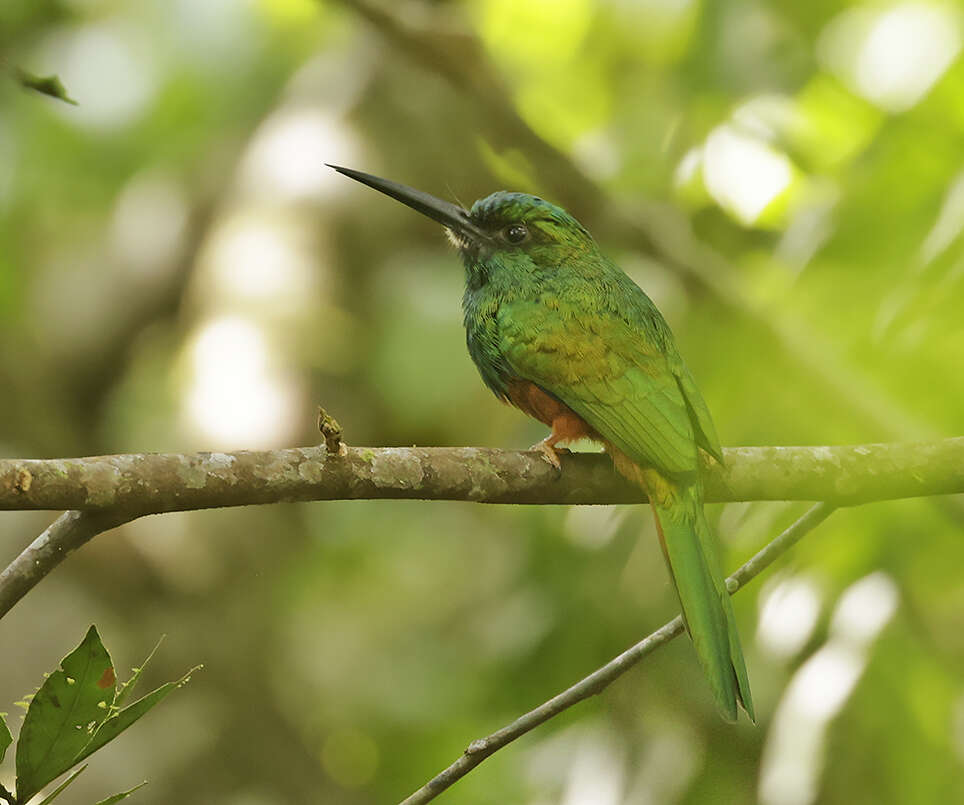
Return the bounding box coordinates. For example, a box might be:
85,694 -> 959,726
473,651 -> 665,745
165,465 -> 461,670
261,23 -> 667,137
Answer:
498,302 -> 712,477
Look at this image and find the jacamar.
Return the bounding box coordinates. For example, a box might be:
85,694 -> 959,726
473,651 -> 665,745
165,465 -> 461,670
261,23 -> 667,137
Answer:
329,165 -> 754,722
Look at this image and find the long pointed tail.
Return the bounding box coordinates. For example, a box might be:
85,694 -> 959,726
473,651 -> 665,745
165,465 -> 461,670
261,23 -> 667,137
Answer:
647,475 -> 754,722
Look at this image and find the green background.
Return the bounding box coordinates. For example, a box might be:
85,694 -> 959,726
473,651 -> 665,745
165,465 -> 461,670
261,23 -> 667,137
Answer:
2,0 -> 964,802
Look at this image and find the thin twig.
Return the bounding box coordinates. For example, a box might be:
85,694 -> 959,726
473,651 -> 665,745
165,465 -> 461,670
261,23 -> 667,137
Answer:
728,502 -> 836,590
399,502 -> 835,805
0,510 -> 134,619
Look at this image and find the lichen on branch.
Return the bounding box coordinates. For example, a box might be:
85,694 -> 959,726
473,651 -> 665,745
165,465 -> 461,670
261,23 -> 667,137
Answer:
1,438 -> 962,514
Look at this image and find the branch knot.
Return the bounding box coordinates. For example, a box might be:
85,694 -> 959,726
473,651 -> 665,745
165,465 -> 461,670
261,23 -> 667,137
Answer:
317,407 -> 348,456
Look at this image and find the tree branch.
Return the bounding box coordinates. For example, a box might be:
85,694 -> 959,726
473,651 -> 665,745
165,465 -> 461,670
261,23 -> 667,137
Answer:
1,439 -> 962,514
398,502 -> 835,805
0,438 -> 956,618
0,510 -> 134,619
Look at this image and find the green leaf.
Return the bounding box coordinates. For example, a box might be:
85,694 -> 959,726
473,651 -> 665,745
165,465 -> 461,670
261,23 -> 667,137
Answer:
93,781 -> 148,805
35,764 -> 87,805
73,665 -> 201,767
15,626 -> 117,803
14,68 -> 78,105
13,628 -> 197,803
115,636 -> 165,708
0,712 -> 11,764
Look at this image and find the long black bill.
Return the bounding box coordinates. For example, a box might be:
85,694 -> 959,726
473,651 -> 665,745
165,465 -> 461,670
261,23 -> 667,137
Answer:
327,164 -> 489,243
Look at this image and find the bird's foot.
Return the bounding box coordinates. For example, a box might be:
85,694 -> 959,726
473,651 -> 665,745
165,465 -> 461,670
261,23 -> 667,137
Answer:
530,439 -> 570,471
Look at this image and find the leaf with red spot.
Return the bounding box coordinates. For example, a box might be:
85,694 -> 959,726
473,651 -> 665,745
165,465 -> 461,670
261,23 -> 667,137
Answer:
11,626 -> 200,803
98,667 -> 116,690
16,626 -> 116,802
12,626 -> 198,803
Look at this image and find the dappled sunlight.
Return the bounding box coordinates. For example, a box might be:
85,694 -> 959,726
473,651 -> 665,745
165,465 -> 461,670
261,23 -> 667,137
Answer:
831,571 -> 900,645
819,3 -> 963,112
200,209 -> 317,305
760,645 -> 864,805
702,125 -> 796,226
524,726 -> 628,805
760,572 -> 899,805
37,18 -> 157,129
757,573 -> 823,660
622,728 -> 701,804
170,0 -> 261,68
5,0 -> 964,801
674,94 -> 811,229
527,723 -> 700,805
476,0 -> 592,70
560,731 -> 625,805
239,106 -> 358,202
474,0 -> 605,146
183,315 -> 301,448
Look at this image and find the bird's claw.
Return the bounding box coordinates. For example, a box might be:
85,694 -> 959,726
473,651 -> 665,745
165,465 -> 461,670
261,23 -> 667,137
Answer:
530,440 -> 569,471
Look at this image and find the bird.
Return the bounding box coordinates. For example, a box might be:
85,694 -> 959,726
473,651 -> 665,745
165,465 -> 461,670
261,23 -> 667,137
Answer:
328,164 -> 754,722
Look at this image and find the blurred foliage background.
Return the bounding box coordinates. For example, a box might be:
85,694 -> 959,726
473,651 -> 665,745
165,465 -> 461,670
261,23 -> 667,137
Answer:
2,0 -> 964,803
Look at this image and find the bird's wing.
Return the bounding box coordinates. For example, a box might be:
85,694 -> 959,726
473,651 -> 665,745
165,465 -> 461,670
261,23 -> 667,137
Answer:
675,363 -> 724,464
498,302 -> 704,476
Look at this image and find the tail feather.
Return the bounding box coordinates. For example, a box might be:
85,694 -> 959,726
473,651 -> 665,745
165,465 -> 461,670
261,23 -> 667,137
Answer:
607,445 -> 753,721
651,479 -> 754,722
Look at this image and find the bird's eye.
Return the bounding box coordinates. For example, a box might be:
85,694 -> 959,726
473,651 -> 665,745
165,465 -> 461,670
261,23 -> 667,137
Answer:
503,224 -> 528,244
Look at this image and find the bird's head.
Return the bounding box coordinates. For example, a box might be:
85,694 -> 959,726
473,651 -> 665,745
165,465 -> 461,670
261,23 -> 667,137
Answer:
328,166 -> 598,283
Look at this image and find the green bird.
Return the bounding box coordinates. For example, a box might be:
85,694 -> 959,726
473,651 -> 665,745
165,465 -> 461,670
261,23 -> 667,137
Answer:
330,165 -> 754,722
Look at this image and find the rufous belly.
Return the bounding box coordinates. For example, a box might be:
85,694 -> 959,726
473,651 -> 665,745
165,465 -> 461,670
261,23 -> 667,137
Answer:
505,379 -> 599,444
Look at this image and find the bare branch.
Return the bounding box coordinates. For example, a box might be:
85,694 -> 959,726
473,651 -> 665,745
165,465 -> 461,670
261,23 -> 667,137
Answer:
0,434 -> 953,635
0,510 -> 134,619
398,502 -> 835,805
0,439 -> 962,514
